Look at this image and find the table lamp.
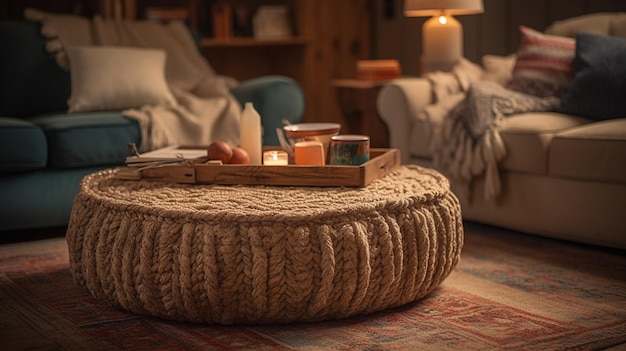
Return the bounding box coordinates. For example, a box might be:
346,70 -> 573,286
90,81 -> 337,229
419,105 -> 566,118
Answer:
404,0 -> 483,73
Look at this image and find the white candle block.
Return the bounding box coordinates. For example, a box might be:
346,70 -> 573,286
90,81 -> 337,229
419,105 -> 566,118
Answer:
263,150 -> 288,165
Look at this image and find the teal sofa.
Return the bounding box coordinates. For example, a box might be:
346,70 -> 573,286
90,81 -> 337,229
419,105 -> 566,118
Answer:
0,20 -> 305,232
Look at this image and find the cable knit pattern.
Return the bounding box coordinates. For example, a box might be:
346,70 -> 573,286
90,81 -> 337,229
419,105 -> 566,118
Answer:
66,165 -> 463,324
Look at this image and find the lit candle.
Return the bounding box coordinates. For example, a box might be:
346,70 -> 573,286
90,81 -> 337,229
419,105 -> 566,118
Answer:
263,150 -> 289,165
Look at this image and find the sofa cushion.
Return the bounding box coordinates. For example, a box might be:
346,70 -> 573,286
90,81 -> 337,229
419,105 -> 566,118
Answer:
0,117 -> 47,173
508,26 -> 576,99
481,54 -> 516,86
27,112 -> 141,168
559,33 -> 626,121
499,112 -> 590,175
67,47 -> 177,113
549,118 -> 626,184
545,12 -> 626,38
0,21 -> 70,117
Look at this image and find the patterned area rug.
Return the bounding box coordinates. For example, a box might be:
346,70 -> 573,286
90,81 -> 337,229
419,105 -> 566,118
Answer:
1,222 -> 625,350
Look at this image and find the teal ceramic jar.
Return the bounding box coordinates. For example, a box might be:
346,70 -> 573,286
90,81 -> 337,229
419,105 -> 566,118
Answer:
329,135 -> 370,165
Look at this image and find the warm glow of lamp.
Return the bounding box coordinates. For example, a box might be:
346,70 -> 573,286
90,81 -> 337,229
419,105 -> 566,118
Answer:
404,0 -> 483,73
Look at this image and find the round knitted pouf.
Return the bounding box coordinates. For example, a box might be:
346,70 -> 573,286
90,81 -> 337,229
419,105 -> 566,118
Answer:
66,165 -> 463,324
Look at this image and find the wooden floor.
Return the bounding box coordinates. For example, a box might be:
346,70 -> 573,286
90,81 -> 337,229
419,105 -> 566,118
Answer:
0,226 -> 67,245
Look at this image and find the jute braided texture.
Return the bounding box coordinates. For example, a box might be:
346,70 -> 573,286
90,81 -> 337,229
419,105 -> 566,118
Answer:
66,165 -> 463,324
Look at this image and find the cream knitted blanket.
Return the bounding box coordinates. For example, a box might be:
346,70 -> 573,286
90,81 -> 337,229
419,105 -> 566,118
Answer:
25,8 -> 241,152
423,59 -> 560,201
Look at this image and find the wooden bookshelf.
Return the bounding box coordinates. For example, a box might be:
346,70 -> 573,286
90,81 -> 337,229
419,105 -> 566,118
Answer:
129,0 -> 372,125
199,37 -> 310,47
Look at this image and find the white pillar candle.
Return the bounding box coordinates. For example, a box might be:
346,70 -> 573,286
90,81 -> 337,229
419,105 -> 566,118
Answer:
263,150 -> 289,165
240,102 -> 263,164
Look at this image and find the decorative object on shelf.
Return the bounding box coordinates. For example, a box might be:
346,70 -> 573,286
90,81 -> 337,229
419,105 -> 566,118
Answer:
240,102 -> 262,164
356,60 -> 401,81
263,150 -> 289,165
404,0 -> 484,73
253,5 -> 292,40
329,135 -> 370,165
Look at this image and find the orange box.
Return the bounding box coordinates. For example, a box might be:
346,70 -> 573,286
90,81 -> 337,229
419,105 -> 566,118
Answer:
357,60 -> 401,81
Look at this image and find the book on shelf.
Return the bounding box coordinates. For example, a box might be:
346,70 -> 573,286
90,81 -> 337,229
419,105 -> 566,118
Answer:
145,7 -> 190,24
101,0 -> 136,19
211,2 -> 233,39
203,2 -> 262,40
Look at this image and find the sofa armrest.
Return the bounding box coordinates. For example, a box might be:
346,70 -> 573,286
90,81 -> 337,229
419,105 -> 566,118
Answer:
377,77 -> 432,164
231,75 -> 305,146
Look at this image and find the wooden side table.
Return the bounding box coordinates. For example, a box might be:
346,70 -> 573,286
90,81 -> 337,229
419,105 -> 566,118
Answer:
331,79 -> 390,148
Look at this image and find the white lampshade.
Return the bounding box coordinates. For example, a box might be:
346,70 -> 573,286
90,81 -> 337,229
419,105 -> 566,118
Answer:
404,0 -> 483,16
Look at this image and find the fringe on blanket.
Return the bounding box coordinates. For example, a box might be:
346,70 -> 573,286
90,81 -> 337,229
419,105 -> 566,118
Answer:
431,79 -> 561,202
433,111 -> 506,201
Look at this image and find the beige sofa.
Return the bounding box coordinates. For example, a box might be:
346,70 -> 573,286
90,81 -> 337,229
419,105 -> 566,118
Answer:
377,13 -> 626,249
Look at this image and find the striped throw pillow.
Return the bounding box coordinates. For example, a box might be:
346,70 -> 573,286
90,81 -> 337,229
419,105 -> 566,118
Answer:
509,26 -> 576,98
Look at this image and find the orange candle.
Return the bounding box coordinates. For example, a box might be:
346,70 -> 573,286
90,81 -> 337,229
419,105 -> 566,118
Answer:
293,141 -> 325,166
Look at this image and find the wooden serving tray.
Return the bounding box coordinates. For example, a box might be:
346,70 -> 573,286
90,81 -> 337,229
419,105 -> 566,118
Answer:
115,148 -> 401,187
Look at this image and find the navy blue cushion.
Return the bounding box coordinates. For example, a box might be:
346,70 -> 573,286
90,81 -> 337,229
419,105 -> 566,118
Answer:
559,33 -> 626,120
0,21 -> 71,117
27,112 -> 141,168
0,117 -> 47,173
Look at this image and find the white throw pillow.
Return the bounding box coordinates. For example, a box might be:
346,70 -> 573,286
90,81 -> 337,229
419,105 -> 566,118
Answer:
482,54 -> 516,86
66,46 -> 177,113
